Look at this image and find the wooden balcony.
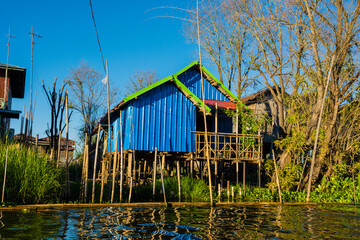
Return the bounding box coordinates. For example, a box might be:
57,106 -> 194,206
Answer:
194,131 -> 263,163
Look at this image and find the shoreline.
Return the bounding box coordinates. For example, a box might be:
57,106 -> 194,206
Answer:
0,201 -> 320,210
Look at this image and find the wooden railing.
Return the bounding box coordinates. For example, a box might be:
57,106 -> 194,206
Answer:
193,131 -> 263,163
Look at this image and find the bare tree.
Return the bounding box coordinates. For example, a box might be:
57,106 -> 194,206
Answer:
125,70 -> 159,96
67,62 -> 118,140
185,0 -> 261,97
42,78 -> 72,157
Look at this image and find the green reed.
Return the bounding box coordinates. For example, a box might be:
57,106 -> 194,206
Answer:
0,144 -> 63,204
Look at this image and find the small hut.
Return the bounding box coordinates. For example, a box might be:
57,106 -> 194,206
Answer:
96,60 -> 263,189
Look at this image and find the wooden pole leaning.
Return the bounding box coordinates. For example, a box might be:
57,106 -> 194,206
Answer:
1,147 -> 9,203
119,110 -> 124,202
92,126 -> 101,203
177,160 -> 181,201
111,132 -> 119,203
160,154 -> 167,203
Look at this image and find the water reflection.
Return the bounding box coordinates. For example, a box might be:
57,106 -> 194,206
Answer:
0,205 -> 360,239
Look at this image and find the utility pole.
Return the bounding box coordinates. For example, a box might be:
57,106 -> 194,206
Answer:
4,28 -> 16,110
29,27 -> 42,137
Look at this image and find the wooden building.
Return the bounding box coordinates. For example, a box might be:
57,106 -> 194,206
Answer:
241,87 -> 284,157
0,63 -> 26,140
95,61 -> 263,194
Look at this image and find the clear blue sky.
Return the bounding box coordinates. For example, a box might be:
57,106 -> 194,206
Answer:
0,0 -> 208,145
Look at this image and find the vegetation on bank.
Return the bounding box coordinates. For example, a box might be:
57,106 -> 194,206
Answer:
0,144 -> 63,204
0,142 -> 359,205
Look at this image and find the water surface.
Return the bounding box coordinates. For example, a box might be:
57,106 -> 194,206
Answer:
0,204 -> 359,239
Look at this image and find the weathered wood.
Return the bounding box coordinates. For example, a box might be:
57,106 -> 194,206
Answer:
84,142 -> 89,201
177,160 -> 181,201
80,133 -> 88,201
152,148 -> 157,197
92,127 -> 101,203
160,154 -> 167,203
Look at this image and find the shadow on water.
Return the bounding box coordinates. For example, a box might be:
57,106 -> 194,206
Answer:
0,204 -> 360,239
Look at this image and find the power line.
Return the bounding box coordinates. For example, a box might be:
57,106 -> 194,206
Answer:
89,0 -> 106,73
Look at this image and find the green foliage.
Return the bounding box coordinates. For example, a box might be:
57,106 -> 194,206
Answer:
226,104 -> 267,135
0,144 -> 63,203
130,176 -> 210,202
264,158 -> 302,191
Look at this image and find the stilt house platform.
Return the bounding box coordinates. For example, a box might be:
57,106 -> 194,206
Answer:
96,60 -> 263,189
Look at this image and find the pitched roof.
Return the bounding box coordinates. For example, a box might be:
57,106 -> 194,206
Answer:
96,61 -> 242,129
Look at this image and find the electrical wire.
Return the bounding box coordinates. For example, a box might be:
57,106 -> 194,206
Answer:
89,0 -> 106,73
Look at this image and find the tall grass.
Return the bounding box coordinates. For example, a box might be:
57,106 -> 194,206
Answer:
0,144 -> 63,204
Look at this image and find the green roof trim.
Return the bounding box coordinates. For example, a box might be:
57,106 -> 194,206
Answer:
123,75 -> 173,103
172,77 -> 211,114
200,64 -> 239,102
172,60 -> 199,77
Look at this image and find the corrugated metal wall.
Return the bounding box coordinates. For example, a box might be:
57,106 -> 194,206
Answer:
110,82 -> 196,152
177,67 -> 229,102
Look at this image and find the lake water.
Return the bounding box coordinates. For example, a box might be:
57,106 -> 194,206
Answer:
0,204 -> 359,239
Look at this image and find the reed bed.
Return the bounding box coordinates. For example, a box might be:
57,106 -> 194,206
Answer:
0,144 -> 63,204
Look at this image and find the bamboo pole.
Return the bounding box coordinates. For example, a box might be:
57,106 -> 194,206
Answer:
160,154 -> 167,203
177,160 -> 181,201
258,162 -> 261,188
196,0 -> 213,204
152,147 -> 157,197
128,152 -> 133,203
273,150 -> 282,204
84,141 -> 89,201
100,137 -> 108,203
57,131 -> 62,166
190,152 -> 194,179
111,132 -> 119,203
119,110 -> 124,203
1,147 -> 9,203
243,162 -> 246,196
215,103 -> 218,186
92,126 -> 101,203
80,133 -> 88,201
65,90 -> 70,199
306,56 -> 336,202
236,109 -> 239,185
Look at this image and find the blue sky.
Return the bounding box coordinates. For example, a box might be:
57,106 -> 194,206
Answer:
0,0 -> 206,144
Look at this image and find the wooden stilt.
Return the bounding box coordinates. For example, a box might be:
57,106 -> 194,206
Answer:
128,152 -> 133,202
215,103 -> 218,187
91,127 -> 101,203
160,154 -> 167,203
143,160 -> 147,179
152,147 -> 158,197
243,162 -> 246,196
177,160 -> 181,201
236,162 -> 239,185
80,133 -> 88,201
111,133 -> 119,203
258,162 -> 261,188
190,153 -> 194,179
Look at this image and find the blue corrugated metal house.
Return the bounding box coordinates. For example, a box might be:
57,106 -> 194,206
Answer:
98,60 -> 239,154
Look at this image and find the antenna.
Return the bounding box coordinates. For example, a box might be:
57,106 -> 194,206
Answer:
3,28 -> 16,110
29,26 -> 42,137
